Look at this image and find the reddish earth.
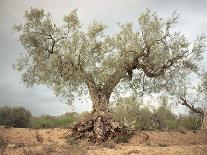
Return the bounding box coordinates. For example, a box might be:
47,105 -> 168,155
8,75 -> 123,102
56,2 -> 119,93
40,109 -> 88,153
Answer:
1,126 -> 207,155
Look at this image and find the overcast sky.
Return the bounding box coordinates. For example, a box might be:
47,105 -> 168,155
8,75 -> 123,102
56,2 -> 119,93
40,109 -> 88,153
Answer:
0,0 -> 207,116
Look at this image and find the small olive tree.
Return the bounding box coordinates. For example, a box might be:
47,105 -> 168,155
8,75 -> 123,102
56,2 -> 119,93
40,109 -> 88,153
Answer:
14,8 -> 206,141
173,72 -> 207,130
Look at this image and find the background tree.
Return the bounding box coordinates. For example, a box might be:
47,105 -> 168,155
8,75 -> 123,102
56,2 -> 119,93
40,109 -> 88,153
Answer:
170,71 -> 207,129
110,96 -> 152,130
150,96 -> 176,130
0,106 -> 32,128
14,8 -> 206,142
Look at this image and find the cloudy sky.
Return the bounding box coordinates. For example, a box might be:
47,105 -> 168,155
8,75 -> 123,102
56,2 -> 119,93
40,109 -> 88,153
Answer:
0,0 -> 207,116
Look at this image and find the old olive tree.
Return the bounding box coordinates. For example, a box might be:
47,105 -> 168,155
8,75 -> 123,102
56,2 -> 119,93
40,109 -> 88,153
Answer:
14,8 -> 206,141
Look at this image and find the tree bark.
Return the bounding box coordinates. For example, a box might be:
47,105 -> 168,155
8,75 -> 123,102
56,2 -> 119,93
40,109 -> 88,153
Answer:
201,112 -> 207,129
70,88 -> 127,142
89,88 -> 111,140
70,74 -> 131,143
90,88 -> 110,115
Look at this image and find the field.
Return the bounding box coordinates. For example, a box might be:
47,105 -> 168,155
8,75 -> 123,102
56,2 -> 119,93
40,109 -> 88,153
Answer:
1,126 -> 207,155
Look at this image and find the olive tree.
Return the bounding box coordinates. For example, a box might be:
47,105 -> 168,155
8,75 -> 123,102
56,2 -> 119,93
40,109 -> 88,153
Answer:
172,71 -> 207,130
14,8 -> 206,141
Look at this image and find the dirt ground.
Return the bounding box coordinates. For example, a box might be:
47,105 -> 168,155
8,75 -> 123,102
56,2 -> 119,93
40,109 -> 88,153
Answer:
0,126 -> 207,155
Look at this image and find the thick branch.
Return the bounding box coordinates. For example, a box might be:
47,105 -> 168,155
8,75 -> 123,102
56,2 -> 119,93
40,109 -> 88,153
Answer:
180,97 -> 204,116
102,70 -> 126,96
102,53 -> 150,95
83,72 -> 100,103
84,73 -> 97,90
102,48 -> 187,97
140,54 -> 184,78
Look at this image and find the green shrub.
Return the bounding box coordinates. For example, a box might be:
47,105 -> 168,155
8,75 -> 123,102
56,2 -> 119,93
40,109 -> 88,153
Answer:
111,97 -> 155,130
176,114 -> 202,130
0,106 -> 32,128
110,96 -> 202,131
158,143 -> 167,147
31,112 -> 80,129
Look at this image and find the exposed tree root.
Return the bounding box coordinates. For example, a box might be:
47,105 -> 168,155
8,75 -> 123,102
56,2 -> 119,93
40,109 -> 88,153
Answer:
68,112 -> 133,144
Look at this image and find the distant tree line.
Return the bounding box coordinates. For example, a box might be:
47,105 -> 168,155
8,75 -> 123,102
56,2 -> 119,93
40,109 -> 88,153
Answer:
0,101 -> 202,130
0,106 -> 31,128
110,96 -> 202,131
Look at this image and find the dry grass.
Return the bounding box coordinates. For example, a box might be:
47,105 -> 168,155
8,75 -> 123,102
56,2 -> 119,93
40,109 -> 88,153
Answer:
1,126 -> 207,155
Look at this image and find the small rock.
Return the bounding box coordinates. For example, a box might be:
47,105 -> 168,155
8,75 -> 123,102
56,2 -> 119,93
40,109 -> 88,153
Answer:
7,144 -> 16,148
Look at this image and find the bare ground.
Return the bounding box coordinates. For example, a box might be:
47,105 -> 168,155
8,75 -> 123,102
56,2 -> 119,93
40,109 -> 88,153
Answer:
0,126 -> 207,155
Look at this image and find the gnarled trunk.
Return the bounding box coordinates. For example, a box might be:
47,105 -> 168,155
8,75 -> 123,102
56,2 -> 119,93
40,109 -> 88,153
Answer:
90,88 -> 110,115
69,72 -> 132,143
70,84 -> 130,142
90,89 -> 112,140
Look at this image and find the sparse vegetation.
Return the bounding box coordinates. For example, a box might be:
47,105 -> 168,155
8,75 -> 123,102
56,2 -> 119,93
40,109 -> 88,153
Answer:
159,143 -> 167,147
0,106 -> 81,129
0,106 -> 31,128
30,112 -> 80,129
0,105 -> 201,132
111,96 -> 202,131
111,97 -> 152,130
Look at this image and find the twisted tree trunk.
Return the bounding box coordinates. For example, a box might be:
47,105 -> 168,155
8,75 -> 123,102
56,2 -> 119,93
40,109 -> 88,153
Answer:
89,89 -> 112,140
71,89 -> 129,142
70,74 -> 131,143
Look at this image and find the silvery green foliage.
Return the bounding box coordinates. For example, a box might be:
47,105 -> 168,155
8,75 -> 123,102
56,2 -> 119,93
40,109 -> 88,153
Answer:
200,73 -> 207,95
196,72 -> 207,110
14,8 -> 206,104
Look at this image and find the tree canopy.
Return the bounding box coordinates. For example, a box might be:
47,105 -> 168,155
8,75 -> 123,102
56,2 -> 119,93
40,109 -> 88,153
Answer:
14,8 -> 206,104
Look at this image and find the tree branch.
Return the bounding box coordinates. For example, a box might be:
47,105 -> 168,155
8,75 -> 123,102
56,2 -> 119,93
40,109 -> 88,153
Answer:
180,97 -> 204,116
140,54 -> 184,78
102,70 -> 126,96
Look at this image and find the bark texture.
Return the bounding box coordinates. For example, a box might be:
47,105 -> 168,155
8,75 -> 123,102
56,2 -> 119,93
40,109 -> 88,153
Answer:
70,108 -> 130,143
201,112 -> 207,129
70,82 -> 131,143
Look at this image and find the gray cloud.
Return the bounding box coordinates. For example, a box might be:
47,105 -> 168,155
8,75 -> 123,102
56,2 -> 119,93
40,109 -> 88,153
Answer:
0,69 -> 91,116
0,0 -> 207,116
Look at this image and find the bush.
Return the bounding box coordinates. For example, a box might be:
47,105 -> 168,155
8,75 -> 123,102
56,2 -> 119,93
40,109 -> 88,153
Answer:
176,114 -> 202,130
159,143 -> 167,147
30,112 -> 80,129
111,96 -> 153,130
152,97 -> 177,130
0,106 -> 32,128
111,96 -> 202,131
